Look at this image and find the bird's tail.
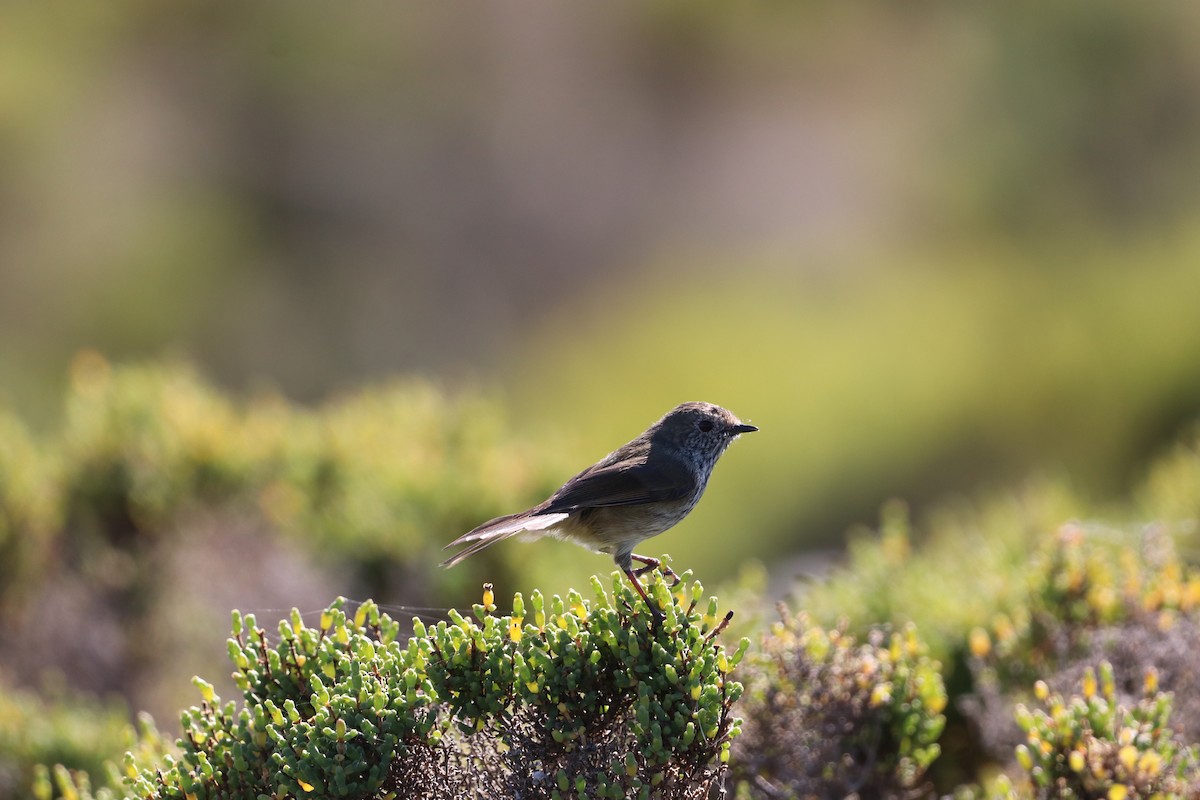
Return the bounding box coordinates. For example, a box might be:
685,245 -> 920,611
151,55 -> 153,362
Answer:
440,511 -> 569,568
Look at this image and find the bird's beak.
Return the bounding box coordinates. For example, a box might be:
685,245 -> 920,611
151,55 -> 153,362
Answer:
728,423 -> 758,435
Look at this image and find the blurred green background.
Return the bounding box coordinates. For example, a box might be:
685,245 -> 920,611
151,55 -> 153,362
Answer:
3,0 -> 1200,731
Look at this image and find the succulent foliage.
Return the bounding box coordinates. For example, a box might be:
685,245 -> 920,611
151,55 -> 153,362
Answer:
120,572 -> 745,800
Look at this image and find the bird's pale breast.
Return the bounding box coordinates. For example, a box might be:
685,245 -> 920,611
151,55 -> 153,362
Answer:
556,486 -> 704,557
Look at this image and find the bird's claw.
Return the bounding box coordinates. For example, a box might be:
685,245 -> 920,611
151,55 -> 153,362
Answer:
631,556 -> 681,587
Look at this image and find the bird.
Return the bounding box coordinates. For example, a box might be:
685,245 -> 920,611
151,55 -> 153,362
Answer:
442,401 -> 757,616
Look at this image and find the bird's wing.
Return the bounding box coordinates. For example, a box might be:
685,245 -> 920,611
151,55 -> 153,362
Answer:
541,456 -> 695,512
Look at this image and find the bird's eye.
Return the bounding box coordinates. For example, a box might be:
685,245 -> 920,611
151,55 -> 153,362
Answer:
697,419 -> 714,432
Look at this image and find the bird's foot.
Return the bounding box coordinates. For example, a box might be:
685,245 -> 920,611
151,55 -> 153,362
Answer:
630,554 -> 680,586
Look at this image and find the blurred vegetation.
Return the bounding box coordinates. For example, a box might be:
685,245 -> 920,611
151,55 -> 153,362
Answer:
0,677 -> 141,800
0,356 -> 573,721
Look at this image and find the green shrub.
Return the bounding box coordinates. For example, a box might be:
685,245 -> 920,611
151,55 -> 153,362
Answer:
1001,661 -> 1200,799
731,608 -> 946,799
115,571 -> 744,800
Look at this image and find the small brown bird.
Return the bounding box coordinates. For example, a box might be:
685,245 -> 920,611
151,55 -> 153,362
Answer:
442,402 -> 757,615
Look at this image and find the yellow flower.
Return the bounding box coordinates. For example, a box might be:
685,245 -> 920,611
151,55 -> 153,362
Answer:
1082,670 -> 1097,700
1137,750 -> 1162,777
1143,668 -> 1159,695
968,628 -> 991,659
1118,745 -> 1138,771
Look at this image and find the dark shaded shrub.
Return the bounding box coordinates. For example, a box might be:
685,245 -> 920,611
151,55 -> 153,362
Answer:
730,607 -> 946,799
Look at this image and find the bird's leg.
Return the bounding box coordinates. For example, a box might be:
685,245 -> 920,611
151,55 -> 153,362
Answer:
630,553 -> 680,586
617,555 -> 665,621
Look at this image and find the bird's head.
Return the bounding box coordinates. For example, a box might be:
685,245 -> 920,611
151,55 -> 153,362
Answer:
652,401 -> 757,462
